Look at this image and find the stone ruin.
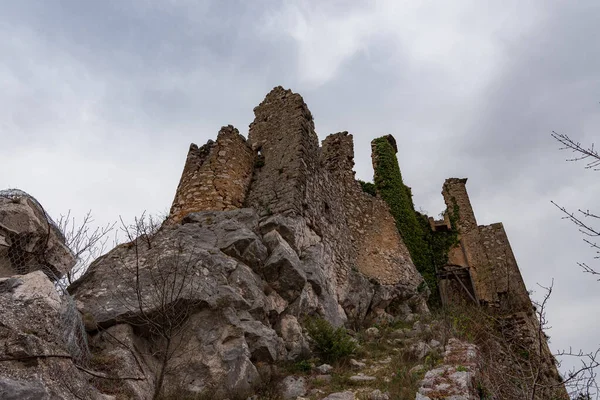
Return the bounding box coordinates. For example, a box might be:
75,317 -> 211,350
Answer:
0,86 -> 568,399
167,86 -> 418,290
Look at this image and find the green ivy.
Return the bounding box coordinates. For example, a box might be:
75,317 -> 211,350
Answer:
358,180 -> 377,196
372,137 -> 459,307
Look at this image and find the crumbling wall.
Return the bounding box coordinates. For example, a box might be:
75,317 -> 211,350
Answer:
245,86 -> 320,216
168,125 -> 254,224
167,87 -> 422,295
244,89 -> 421,291
479,223 -> 531,313
317,132 -> 418,286
442,178 -> 498,305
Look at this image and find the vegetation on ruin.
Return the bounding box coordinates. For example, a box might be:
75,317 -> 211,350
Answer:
358,180 -> 376,196
371,137 -> 459,307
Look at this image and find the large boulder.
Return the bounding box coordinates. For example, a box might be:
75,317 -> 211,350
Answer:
0,192 -> 75,279
69,208 -> 425,398
0,271 -> 105,400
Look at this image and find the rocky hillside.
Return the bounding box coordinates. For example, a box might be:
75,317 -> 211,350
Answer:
0,87 -> 569,400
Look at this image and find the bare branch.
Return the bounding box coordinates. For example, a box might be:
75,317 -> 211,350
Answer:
551,132 -> 600,170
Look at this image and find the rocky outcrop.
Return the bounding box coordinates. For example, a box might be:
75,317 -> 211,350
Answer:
0,192 -> 75,279
416,338 -> 481,400
0,271 -> 104,400
69,208 -> 427,397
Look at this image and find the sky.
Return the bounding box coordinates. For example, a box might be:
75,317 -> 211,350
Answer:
1,0 -> 599,387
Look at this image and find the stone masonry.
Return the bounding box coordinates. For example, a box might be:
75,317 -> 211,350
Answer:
442,178 -> 499,306
168,125 -> 254,224
167,87 -> 422,293
441,178 -> 532,311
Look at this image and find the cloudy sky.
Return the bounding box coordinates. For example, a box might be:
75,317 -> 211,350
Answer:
2,0 -> 599,382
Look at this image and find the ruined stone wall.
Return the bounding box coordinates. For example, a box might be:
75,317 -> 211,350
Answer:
441,179 -> 534,312
316,132 -> 418,286
243,89 -> 421,291
442,178 -> 498,305
168,125 -> 254,224
167,87 -> 422,296
480,223 -> 531,313
245,87 -> 320,216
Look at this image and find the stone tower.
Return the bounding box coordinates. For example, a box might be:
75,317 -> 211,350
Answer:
167,125 -> 254,224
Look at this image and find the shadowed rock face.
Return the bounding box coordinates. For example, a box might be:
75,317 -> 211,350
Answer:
0,271 -> 104,400
0,196 -> 75,280
70,208 -> 427,397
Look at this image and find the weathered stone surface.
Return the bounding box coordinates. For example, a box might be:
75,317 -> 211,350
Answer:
0,271 -> 104,399
280,375 -> 307,399
349,373 -> 376,382
368,389 -> 390,400
322,391 -> 356,400
262,238 -> 307,302
277,315 -> 310,360
0,195 -> 75,279
0,377 -> 50,400
167,125 -> 255,224
417,339 -> 480,400
315,363 -> 333,374
69,207 -> 422,397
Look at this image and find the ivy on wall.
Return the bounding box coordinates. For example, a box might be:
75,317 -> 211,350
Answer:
358,180 -> 376,196
372,137 -> 458,306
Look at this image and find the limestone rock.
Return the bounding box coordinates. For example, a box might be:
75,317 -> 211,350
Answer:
416,339 -> 480,400
322,391 -> 356,400
0,377 -> 50,400
349,373 -> 376,382
277,314 -> 310,360
368,389 -> 390,400
0,194 -> 75,279
68,208 -> 425,397
280,375 -> 307,399
0,271 -> 104,399
262,237 -> 307,302
315,363 -> 333,374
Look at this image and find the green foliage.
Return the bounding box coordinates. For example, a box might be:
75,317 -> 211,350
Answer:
291,359 -> 313,374
358,180 -> 377,196
372,137 -> 459,307
305,317 -> 357,363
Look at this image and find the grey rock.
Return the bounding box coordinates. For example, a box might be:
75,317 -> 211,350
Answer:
65,207 -> 426,397
349,373 -> 376,382
280,376 -> 307,399
259,215 -> 320,254
0,271 -> 104,399
404,313 -> 417,323
322,391 -> 355,400
416,339 -> 481,400
409,341 -> 432,360
0,377 -> 50,400
239,319 -> 286,362
368,389 -> 390,400
349,358 -> 366,369
262,238 -> 306,302
365,327 -> 380,337
0,195 -> 75,279
315,363 -> 333,374
278,315 -> 310,360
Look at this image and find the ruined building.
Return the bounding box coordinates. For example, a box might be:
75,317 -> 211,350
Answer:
434,178 -> 531,313
162,86 -> 566,398
0,86 -> 570,399
167,86 -> 419,293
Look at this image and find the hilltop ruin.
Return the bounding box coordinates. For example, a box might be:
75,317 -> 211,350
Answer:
0,86 -> 568,399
